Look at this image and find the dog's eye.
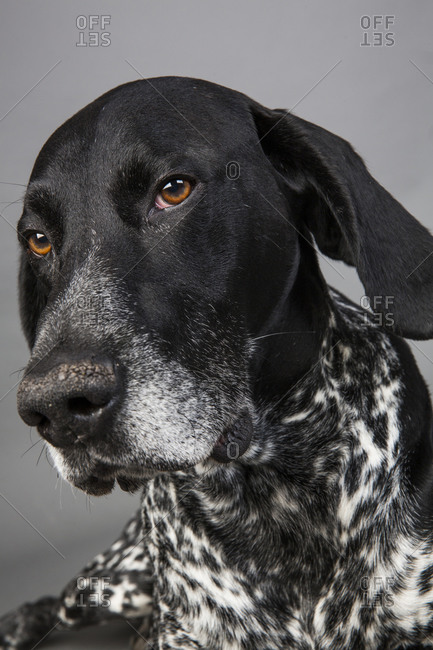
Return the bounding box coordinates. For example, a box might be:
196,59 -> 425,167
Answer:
27,232 -> 52,257
155,178 -> 193,209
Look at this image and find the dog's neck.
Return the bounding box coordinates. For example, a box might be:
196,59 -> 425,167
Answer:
172,263 -> 348,590
182,287 -> 416,593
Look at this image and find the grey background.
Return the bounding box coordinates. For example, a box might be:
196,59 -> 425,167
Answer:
1,1 -> 432,647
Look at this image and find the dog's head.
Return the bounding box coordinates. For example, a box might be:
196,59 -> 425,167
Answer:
16,77 -> 433,494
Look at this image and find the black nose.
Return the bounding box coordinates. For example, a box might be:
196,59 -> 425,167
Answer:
17,354 -> 119,448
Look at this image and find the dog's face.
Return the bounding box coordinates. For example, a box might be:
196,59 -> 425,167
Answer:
16,77 -> 433,495
16,78 -> 301,494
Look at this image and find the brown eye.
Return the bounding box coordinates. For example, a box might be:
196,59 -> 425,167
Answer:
27,232 -> 52,256
156,178 -> 193,208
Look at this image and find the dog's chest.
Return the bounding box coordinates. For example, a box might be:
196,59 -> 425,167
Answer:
141,474 -> 317,649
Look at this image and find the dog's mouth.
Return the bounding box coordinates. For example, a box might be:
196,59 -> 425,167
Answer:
71,461 -> 160,496
74,473 -> 117,496
74,472 -> 153,496
67,411 -> 254,496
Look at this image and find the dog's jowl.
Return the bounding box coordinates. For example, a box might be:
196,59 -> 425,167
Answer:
2,77 -> 433,649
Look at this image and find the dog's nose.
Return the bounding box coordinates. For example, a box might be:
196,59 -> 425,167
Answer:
17,355 -> 118,448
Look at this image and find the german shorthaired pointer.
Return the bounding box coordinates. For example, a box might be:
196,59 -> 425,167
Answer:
1,77 -> 433,649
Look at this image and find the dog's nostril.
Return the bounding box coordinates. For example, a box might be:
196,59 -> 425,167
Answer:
24,410 -> 45,427
37,415 -> 50,432
68,396 -> 104,417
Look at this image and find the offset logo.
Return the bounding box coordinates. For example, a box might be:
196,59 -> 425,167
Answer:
361,295 -> 395,328
226,161 -> 241,180
74,295 -> 112,327
76,15 -> 111,47
360,15 -> 395,47
360,576 -> 395,608
76,576 -> 111,607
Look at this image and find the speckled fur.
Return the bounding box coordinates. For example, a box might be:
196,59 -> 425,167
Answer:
133,295 -> 433,649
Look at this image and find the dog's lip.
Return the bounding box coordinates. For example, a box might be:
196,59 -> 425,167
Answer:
72,462 -> 158,495
116,476 -> 145,493
66,409 -> 255,496
74,473 -> 116,496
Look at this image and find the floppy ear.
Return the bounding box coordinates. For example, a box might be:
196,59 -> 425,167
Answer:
252,105 -> 433,340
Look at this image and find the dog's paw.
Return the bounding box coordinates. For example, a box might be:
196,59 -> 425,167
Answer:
0,597 -> 58,650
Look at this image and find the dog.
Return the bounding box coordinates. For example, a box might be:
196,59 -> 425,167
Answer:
1,76 -> 433,649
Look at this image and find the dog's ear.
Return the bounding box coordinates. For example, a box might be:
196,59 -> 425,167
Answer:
18,253 -> 47,348
251,105 -> 433,340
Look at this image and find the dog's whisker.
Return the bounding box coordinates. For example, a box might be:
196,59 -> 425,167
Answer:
43,446 -> 55,469
10,366 -> 26,378
252,331 -> 316,341
21,438 -> 42,457
0,197 -> 23,212
36,443 -> 47,467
